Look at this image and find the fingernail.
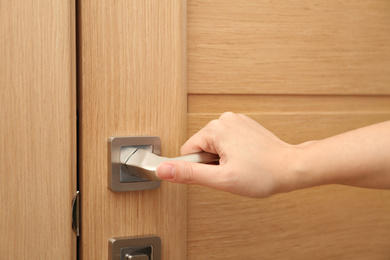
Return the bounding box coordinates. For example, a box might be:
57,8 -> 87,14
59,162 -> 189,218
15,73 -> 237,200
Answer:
156,163 -> 176,180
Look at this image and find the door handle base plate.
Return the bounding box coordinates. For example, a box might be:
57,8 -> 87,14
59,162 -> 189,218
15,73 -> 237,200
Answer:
108,136 -> 161,192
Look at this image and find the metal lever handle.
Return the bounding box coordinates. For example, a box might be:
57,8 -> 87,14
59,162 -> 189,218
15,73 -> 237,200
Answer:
121,148 -> 219,181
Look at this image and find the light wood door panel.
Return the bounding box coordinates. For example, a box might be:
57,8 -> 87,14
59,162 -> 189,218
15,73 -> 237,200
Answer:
78,0 -> 187,259
188,0 -> 390,94
0,0 -> 77,258
188,185 -> 390,259
187,0 -> 390,259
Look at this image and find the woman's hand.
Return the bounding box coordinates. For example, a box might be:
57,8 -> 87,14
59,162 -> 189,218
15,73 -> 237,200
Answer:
156,112 -> 298,198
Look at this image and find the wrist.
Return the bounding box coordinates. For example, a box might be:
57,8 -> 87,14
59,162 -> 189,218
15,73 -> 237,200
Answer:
283,141 -> 323,193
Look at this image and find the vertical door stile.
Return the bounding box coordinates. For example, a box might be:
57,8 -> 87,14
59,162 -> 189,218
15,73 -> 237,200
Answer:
78,0 -> 187,259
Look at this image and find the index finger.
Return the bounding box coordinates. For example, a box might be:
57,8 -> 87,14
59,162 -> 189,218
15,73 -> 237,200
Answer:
181,119 -> 221,155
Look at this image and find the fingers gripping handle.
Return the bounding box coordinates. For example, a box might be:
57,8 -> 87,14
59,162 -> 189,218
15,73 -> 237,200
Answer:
122,148 -> 219,181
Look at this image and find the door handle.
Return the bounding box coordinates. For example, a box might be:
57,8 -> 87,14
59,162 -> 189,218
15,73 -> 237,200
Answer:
122,148 -> 219,181
108,136 -> 219,192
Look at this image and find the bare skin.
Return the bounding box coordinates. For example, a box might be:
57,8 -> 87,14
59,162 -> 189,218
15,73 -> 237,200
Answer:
156,112 -> 390,198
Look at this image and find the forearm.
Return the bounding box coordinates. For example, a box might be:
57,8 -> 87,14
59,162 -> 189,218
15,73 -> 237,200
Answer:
291,121 -> 390,191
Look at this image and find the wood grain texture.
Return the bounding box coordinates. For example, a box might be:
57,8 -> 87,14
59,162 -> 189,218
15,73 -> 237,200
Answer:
188,0 -> 390,94
187,113 -> 390,259
78,1 -> 187,259
187,1 -> 390,259
188,185 -> 390,260
189,94 -> 390,114
0,0 -> 77,259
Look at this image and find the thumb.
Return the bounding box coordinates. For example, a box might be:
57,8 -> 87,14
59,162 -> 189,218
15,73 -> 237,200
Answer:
156,161 -> 221,187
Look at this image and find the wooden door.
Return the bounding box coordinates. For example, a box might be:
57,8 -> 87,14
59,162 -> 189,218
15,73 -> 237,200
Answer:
0,0 -> 77,259
78,0 -> 390,259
